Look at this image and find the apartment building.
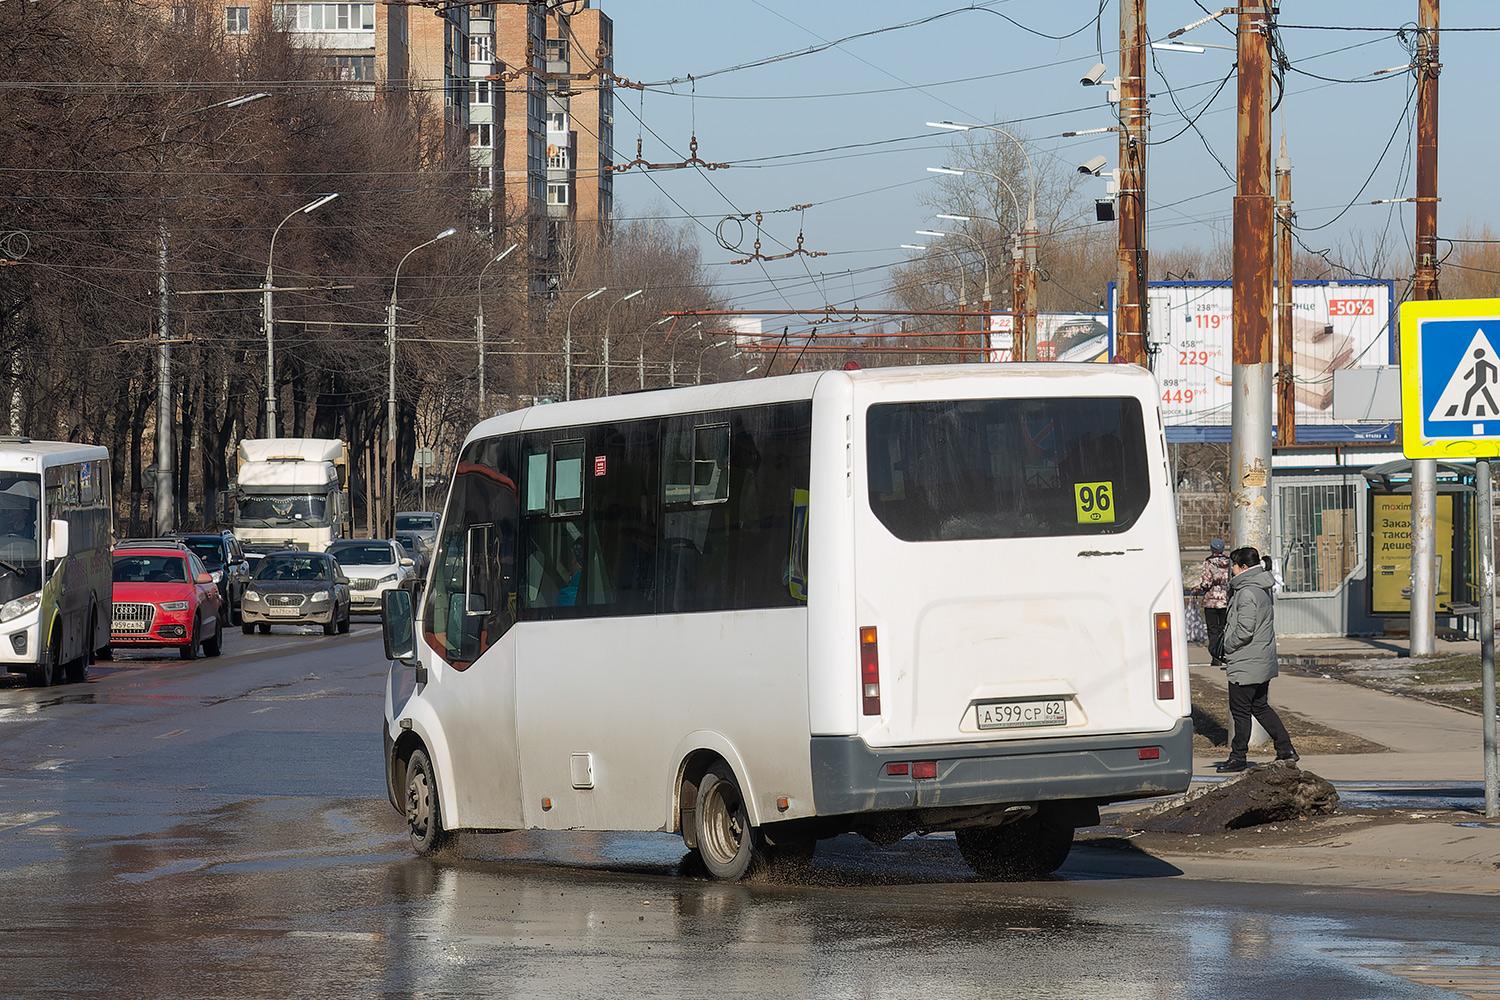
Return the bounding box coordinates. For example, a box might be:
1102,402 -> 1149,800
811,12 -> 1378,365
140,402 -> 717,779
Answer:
162,2 -> 614,252
160,3 -> 466,140
485,2 -> 615,231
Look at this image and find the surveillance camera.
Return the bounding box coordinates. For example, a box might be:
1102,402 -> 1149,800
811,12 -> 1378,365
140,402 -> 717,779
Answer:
1078,155 -> 1109,176
1081,62 -> 1109,86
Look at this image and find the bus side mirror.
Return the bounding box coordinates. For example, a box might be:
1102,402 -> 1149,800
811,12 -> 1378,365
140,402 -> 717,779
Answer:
46,519 -> 69,562
382,588 -> 417,664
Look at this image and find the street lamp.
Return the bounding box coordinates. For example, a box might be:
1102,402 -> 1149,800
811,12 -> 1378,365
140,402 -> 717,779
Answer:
565,287 -> 607,401
263,192 -> 339,437
603,289 -> 643,395
387,227 -> 457,535
695,338 -> 730,385
154,91 -> 268,536
918,227 -> 991,363
928,121 -> 1039,360
476,242 -> 518,410
640,316 -> 682,388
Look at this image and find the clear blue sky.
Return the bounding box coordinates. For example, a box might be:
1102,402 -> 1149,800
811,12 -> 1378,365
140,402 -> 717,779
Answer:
608,1 -> 1494,322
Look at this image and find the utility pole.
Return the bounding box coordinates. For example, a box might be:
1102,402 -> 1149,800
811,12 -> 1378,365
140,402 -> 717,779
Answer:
1410,0 -> 1441,656
1022,227 -> 1038,361
1115,0 -> 1149,365
1011,238 -> 1025,362
1276,131 -> 1296,445
155,219 -> 174,536
1230,3 -> 1275,556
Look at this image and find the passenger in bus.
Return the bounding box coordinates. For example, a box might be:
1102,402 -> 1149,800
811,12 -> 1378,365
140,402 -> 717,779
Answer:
556,540 -> 583,607
1216,546 -> 1298,772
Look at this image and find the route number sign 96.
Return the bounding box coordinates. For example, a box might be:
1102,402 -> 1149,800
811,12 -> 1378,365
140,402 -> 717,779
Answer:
1074,481 -> 1116,524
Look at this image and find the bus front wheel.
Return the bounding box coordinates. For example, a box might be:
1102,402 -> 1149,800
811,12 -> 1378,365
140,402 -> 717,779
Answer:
954,814 -> 1074,881
405,748 -> 453,856
694,763 -> 766,881
28,630 -> 59,687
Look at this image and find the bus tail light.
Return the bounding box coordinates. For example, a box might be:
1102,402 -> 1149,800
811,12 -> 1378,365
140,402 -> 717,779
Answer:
1154,612 -> 1174,700
859,626 -> 881,715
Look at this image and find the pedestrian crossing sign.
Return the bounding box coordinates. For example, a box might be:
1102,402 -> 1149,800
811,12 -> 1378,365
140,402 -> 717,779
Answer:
1400,298 -> 1500,459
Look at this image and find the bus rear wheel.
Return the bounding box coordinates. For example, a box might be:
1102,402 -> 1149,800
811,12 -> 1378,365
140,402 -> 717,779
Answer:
954,813 -> 1074,881
405,748 -> 453,856
694,763 -> 767,881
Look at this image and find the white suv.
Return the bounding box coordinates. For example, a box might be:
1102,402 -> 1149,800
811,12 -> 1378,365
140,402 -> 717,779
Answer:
324,539 -> 414,617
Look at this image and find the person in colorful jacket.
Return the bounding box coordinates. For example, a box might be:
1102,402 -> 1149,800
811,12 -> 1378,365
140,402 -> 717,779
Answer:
1190,537 -> 1231,665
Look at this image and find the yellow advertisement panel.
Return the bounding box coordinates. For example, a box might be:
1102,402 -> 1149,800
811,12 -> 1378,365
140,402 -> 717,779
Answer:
1370,494 -> 1454,615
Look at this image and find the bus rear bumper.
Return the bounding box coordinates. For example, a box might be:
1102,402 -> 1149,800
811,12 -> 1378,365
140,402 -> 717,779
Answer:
809,717 -> 1193,819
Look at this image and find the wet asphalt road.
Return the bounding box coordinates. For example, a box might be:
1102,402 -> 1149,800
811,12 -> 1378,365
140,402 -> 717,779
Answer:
0,626 -> 1496,998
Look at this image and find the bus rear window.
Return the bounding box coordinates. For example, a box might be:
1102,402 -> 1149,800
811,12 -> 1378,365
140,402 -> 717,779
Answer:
866,397 -> 1150,541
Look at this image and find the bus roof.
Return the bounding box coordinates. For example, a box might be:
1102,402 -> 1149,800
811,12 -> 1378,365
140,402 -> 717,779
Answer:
463,363 -> 1157,447
0,439 -> 109,471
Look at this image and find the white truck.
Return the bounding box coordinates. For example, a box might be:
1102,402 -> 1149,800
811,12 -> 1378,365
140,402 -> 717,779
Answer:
230,438 -> 350,552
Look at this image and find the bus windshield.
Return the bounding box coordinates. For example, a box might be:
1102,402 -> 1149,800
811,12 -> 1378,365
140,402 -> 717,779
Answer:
0,473 -> 42,603
235,493 -> 330,528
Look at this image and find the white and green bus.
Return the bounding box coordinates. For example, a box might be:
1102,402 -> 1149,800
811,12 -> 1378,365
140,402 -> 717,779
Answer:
0,439 -> 112,686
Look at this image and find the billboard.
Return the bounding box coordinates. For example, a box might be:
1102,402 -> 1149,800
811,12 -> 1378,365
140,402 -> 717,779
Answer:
1110,280 -> 1396,442
987,312 -> 1109,363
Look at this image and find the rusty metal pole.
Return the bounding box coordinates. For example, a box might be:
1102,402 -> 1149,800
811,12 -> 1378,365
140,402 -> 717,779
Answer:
1410,0 -> 1441,656
1276,132 -> 1296,446
1230,4 -> 1275,556
1011,240 -> 1024,362
1115,0 -> 1149,365
1022,226 -> 1038,361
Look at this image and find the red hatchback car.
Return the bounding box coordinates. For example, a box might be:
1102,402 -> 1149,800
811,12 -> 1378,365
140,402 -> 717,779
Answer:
109,543 -> 224,659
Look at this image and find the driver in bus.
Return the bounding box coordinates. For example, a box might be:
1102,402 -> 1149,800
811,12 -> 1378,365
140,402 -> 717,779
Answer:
0,498 -> 35,541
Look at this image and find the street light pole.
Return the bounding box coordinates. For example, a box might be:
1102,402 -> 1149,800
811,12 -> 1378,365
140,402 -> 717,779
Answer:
928,122 -> 1038,360
155,91 -> 267,536
476,242 -> 518,412
387,227 -> 456,536
604,289 -> 643,396
917,227 -> 990,361
565,287 -> 607,401
263,192 -> 339,438
929,166 -> 1025,362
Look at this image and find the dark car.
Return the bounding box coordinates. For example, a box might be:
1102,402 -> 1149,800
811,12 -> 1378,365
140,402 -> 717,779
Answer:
394,511 -> 439,548
169,531 -> 250,624
239,550 -> 351,636
393,529 -> 432,576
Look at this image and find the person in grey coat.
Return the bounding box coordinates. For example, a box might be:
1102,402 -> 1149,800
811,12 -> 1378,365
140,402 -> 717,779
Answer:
1215,546 -> 1299,773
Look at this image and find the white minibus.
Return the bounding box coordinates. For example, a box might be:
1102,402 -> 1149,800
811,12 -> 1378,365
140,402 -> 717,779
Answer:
0,439 -> 113,686
381,365 -> 1192,880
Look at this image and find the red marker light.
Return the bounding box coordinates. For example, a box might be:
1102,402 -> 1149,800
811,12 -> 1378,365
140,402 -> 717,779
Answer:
860,626 -> 881,715
1154,612 -> 1174,700
912,761 -> 938,780
885,762 -> 909,776
1138,747 -> 1160,760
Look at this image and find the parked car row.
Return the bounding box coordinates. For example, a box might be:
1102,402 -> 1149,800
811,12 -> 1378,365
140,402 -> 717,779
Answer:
104,525 -> 425,659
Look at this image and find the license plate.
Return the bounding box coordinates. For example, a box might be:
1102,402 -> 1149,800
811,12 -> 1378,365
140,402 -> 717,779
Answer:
266,607 -> 302,618
112,620 -> 146,633
976,699 -> 1067,730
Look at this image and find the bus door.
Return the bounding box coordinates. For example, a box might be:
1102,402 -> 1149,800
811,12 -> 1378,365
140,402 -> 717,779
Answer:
420,442 -> 524,830
856,390 -> 1182,748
